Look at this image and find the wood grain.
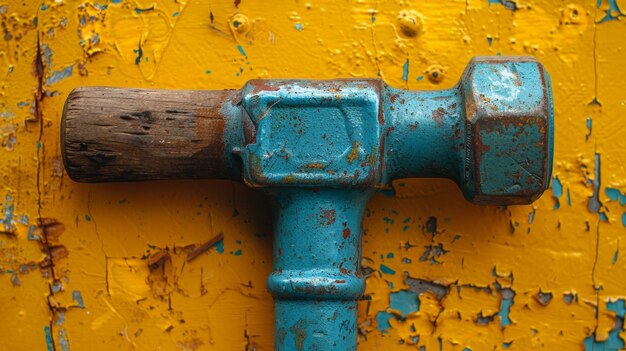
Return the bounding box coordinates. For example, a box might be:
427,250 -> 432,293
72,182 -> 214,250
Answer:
62,87 -> 241,182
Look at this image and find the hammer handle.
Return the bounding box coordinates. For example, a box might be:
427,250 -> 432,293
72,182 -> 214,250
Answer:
62,87 -> 242,182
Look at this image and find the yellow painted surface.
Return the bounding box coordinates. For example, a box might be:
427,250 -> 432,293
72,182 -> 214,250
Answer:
0,0 -> 625,350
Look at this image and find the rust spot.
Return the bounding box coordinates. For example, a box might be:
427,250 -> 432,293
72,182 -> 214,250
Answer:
347,141 -> 359,164
342,227 -> 351,239
432,107 -> 446,127
289,319 -> 307,351
320,209 -> 336,225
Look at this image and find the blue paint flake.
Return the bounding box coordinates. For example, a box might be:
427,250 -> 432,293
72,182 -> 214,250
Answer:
294,22 -> 303,31
59,328 -> 70,351
487,37 -> 493,46
380,264 -> 395,275
606,188 -> 626,205
111,0 -> 122,3
28,225 -> 39,241
375,311 -> 394,332
133,44 -> 143,65
371,16 -> 376,23
613,245 -> 619,265
2,194 -> 15,232
231,249 -> 242,256
622,213 -> 626,227
600,212 -> 608,221
552,176 -> 562,209
46,65 -> 74,85
402,59 -> 409,81
52,280 -> 63,293
567,188 -> 572,206
18,214 -> 28,225
499,298 -> 513,327
44,326 -> 54,351
586,117 -> 593,140
172,11 -> 179,17
214,239 -> 224,254
72,290 -> 85,308
386,252 -> 394,258
85,214 -> 91,222
390,290 -> 420,317
237,45 -> 247,57
416,75 -> 424,81
596,0 -> 624,23
584,299 -> 626,350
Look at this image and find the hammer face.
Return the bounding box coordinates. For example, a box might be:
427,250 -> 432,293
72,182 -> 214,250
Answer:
240,79 -> 387,188
461,56 -> 554,204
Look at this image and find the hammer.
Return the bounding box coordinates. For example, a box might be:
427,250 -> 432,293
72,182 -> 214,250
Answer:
62,56 -> 553,350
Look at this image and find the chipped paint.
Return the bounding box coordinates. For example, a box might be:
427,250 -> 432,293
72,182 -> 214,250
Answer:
0,0 -> 625,350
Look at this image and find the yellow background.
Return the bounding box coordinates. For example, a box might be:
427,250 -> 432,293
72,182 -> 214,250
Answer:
1,0 -> 625,350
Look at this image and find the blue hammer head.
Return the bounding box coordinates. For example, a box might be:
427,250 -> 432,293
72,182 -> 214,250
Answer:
239,56 -> 553,204
62,56 -> 553,351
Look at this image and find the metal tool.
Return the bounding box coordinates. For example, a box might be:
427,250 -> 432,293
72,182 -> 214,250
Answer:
61,56 -> 553,351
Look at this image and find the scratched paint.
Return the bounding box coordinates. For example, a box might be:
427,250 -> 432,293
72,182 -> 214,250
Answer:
0,0 -> 625,350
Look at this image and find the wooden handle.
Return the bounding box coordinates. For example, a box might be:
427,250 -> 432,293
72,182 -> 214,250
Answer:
62,87 -> 242,182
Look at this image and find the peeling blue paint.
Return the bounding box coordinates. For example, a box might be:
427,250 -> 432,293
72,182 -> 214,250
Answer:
597,0 -> 624,23
231,249 -> 242,256
52,280 -> 63,293
402,59 -> 409,81
588,153 -> 602,214
27,225 -> 40,241
133,44 -> 142,65
584,299 -> 625,350
498,289 -> 514,327
375,311 -> 394,332
1,194 -> 15,232
72,290 -> 84,308
85,214 -> 91,222
59,328 -> 70,351
622,212 -> 626,227
214,239 -> 224,254
380,264 -> 395,275
237,45 -> 247,57
488,0 -> 518,11
44,326 -> 54,351
294,23 -> 303,31
46,65 -> 73,85
552,176 -> 562,209
600,212 -> 608,221
389,290 -> 420,317
606,188 -> 626,205
18,214 -> 28,225
586,117 -> 592,140
528,209 -> 535,224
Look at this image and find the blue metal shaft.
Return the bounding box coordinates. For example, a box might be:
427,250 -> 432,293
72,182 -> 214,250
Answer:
267,188 -> 373,351
384,86 -> 463,181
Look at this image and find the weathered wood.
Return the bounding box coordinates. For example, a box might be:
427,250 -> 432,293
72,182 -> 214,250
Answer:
62,87 -> 241,182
